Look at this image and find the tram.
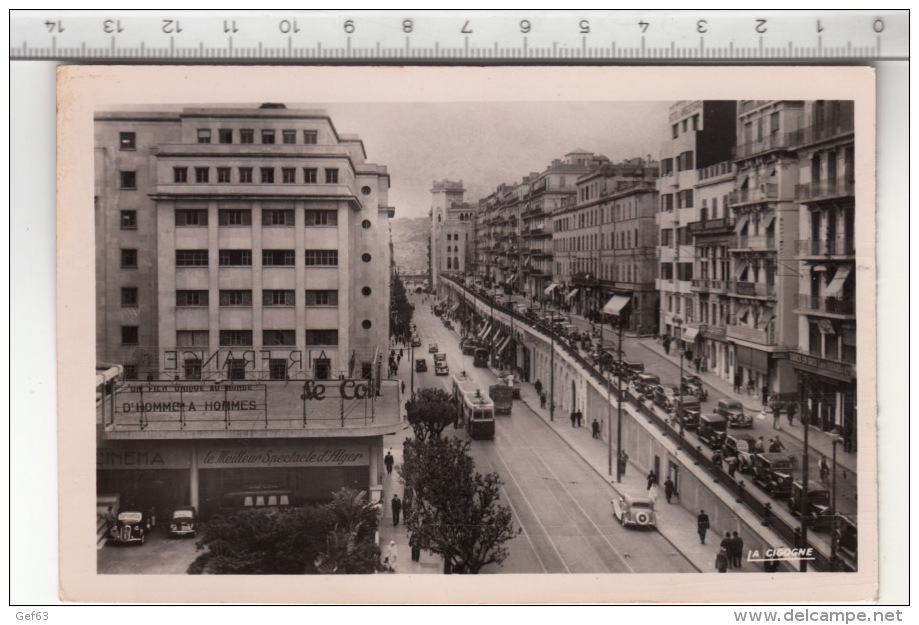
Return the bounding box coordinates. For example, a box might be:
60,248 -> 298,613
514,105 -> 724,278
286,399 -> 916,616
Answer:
461,388 -> 495,440
451,371 -> 478,428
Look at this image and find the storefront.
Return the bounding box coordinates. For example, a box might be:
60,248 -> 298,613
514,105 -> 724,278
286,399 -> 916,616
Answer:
790,353 -> 857,452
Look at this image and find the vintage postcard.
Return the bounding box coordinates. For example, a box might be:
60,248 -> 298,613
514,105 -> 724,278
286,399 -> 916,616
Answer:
56,65 -> 878,603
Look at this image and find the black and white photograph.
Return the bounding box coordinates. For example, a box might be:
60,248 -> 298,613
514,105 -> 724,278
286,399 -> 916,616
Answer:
54,65 -> 879,604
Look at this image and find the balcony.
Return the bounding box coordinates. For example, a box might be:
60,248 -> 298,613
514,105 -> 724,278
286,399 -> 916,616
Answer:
729,281 -> 775,298
729,183 -> 778,205
699,324 -> 727,340
795,236 -> 855,257
788,349 -> 855,381
726,324 -> 776,346
572,272 -> 600,287
734,133 -> 793,159
788,113 -> 854,147
796,294 -> 855,316
733,235 -> 775,250
794,177 -> 855,202
697,161 -> 733,182
691,278 -> 728,294
688,217 -> 735,235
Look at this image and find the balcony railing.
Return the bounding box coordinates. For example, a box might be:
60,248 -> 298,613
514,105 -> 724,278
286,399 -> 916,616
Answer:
697,161 -> 733,181
571,272 -> 599,286
699,324 -> 727,340
729,183 -> 778,205
795,236 -> 855,257
788,113 -> 854,147
729,281 -> 776,297
734,235 -> 775,250
734,133 -> 793,159
691,278 -> 729,293
794,177 -> 855,202
688,216 -> 735,234
796,294 -> 856,316
726,324 -> 776,345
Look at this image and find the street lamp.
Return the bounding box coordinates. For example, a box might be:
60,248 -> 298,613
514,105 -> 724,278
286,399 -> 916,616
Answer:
830,436 -> 840,569
614,313 -> 624,482
673,315 -> 685,448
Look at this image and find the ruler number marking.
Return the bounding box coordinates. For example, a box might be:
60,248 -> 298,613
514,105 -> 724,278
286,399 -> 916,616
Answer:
279,19 -> 299,34
817,20 -> 824,33
103,20 -> 124,34
224,20 -> 238,34
697,20 -> 707,34
579,20 -> 590,34
162,20 -> 182,34
638,21 -> 649,34
344,20 -> 355,34
756,19 -> 767,34
402,19 -> 413,34
520,20 -> 531,34
461,20 -> 472,34
45,20 -> 64,33
872,19 -> 884,33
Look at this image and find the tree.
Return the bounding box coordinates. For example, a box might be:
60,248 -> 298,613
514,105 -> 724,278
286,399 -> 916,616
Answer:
314,488 -> 383,574
404,387 -> 457,441
401,437 -> 520,574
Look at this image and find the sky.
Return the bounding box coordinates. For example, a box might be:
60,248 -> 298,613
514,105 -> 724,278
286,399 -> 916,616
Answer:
314,101 -> 672,219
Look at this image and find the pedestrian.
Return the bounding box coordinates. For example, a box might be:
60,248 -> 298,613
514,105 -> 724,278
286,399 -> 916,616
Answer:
748,379 -> 755,396
591,418 -> 600,439
731,531 -> 744,568
762,385 -> 769,407
787,403 -> 797,427
383,540 -> 398,573
697,509 -> 711,544
391,494 -> 402,526
540,392 -> 547,409
104,506 -> 116,534
664,478 -> 675,503
772,407 -> 781,430
534,379 -> 543,395
648,483 -> 660,508
694,355 -> 701,372
755,436 -> 766,453
619,451 -> 629,476
663,337 -> 671,355
576,410 -> 583,428
570,410 -> 577,428
720,532 -> 734,569
409,531 -> 422,563
769,436 -> 785,454
646,470 -> 658,490
733,373 -> 742,394
727,456 -> 738,478
384,450 -> 394,474
716,548 -> 729,573
401,381 -> 406,395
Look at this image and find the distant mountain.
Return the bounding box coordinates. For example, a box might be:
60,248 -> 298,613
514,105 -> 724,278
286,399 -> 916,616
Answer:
390,218 -> 429,274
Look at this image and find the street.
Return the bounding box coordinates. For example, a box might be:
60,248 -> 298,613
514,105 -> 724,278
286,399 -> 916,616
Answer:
98,528 -> 200,575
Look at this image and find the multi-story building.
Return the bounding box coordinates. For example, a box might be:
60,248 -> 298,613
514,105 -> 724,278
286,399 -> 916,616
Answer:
429,179 -> 475,288
95,104 -> 399,517
789,101 -> 856,449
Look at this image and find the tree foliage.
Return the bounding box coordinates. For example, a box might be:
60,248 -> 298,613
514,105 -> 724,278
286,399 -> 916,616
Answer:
401,437 -> 520,574
390,273 -> 414,340
405,387 -> 457,441
314,488 -> 383,574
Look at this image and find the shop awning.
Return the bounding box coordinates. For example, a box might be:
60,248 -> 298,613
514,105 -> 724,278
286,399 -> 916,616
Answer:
824,265 -> 852,299
735,213 -> 751,235
735,345 -> 769,374
524,256 -> 532,267
544,283 -> 559,295
602,294 -> 632,316
450,302 -> 461,314
760,212 -> 775,231
495,335 -> 512,357
565,288 -> 580,301
509,273 -> 517,282
681,326 -> 700,342
478,323 -> 492,341
489,328 -> 504,345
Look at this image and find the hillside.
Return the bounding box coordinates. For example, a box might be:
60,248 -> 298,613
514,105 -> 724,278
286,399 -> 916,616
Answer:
390,217 -> 429,274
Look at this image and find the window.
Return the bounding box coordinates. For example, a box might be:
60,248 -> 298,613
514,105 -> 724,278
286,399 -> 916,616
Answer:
262,209 -> 295,226
120,171 -> 137,189
175,209 -> 208,226
121,249 -> 138,268
239,167 -> 253,183
219,290 -> 253,306
660,263 -> 674,280
219,250 -> 252,266
263,329 -> 296,346
282,168 -> 297,184
262,249 -> 296,266
660,229 -> 673,246
197,129 -> 211,144
220,330 -> 253,346
121,326 -> 139,345
263,290 -> 295,306
240,129 -> 254,144
176,330 -> 209,347
176,290 -> 209,307
282,130 -> 296,144
123,364 -> 139,380
314,358 -> 331,380
660,194 -> 674,212
304,210 -> 337,226
305,330 -> 339,346
217,167 -> 232,183
325,168 -> 339,184
173,167 -> 188,183
120,210 -> 137,229
229,358 -> 248,379
121,287 -> 138,307
672,124 -> 679,139
677,262 -> 694,281
261,130 -> 275,144
176,250 -> 209,266
194,167 -> 210,183
183,358 -> 202,380
119,132 -> 136,150
260,168 -> 275,183
218,129 -> 233,144
269,359 -> 288,380
218,209 -> 252,226
677,151 -> 695,172
305,250 -> 338,266
677,189 -> 694,209
305,290 -> 338,306
303,168 -> 318,184
692,114 -> 700,130
303,130 -> 318,144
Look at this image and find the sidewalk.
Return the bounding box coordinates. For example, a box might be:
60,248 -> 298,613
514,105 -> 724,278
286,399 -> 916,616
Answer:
635,337 -> 857,476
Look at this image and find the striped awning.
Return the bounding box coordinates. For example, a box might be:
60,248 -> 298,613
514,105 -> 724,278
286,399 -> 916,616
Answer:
544,283 -> 560,295
824,265 -> 852,299
602,294 -> 631,316
478,323 -> 492,341
495,335 -> 513,357
565,288 -> 580,301
681,326 -> 700,342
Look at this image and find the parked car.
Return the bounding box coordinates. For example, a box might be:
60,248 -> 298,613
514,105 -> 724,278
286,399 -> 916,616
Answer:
611,492 -> 657,529
721,433 -> 759,472
698,413 -> 728,449
110,508 -> 151,545
415,358 -> 427,373
681,375 -> 708,401
411,335 -> 421,347
428,343 -> 439,353
168,506 -> 198,538
435,361 -> 449,376
788,480 -> 834,531
717,398 -> 752,428
633,373 -> 661,396
674,395 -> 702,429
460,338 -> 480,355
616,360 -> 645,381
750,453 -> 795,499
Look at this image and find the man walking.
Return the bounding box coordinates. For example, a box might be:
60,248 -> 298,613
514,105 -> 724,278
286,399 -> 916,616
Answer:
697,509 -> 711,544
591,418 -> 600,439
391,494 -> 402,526
731,531 -> 744,568
618,450 -> 629,476
646,470 -> 658,490
720,532 -> 734,569
534,379 -> 543,396
664,477 -> 675,503
570,409 -> 577,428
384,450 -> 394,475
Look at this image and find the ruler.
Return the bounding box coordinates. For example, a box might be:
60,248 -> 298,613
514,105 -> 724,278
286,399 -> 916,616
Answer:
10,10 -> 908,62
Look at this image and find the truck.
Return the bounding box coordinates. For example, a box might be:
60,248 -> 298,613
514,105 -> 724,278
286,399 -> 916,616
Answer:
488,384 -> 514,415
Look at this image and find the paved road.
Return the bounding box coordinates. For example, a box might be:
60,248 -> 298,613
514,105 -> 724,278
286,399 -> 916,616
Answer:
408,292 -> 695,574
97,528 -> 199,574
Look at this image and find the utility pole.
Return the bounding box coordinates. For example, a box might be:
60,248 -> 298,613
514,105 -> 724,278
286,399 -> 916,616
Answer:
799,374 -> 810,572
615,315 -> 623,482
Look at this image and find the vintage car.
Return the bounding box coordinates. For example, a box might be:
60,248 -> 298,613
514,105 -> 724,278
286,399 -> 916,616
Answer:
460,338 -> 480,355
717,398 -> 752,428
750,453 -> 795,499
788,480 -> 834,531
616,360 -> 645,382
435,361 -> 449,376
611,492 -> 657,529
697,413 -> 728,449
110,509 -> 151,545
428,343 -> 439,353
414,358 -> 427,373
721,433 -> 759,472
168,506 -> 198,538
433,352 -> 447,363
673,396 -> 702,430
633,373 -> 661,396
681,375 -> 708,401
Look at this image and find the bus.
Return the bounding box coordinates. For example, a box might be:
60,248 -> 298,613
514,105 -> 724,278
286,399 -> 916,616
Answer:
473,348 -> 490,367
462,388 -> 495,440
452,371 -> 478,428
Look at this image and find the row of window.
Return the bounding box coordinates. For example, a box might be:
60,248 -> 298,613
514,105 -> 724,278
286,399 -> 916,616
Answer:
119,327 -> 339,346
196,128 -> 318,145
165,289 -> 341,307
120,358 -> 335,381
119,248 -> 370,269
171,166 -> 338,185
175,209 -> 337,227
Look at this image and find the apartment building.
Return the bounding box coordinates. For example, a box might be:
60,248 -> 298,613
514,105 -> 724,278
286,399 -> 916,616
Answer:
430,179 -> 475,288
